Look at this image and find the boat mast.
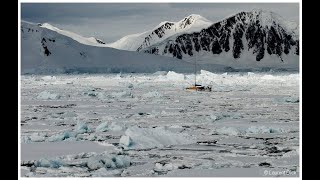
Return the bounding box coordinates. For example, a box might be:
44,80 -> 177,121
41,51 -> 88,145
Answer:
195,53 -> 197,86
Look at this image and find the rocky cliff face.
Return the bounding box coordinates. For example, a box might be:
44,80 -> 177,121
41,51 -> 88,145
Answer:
143,10 -> 299,62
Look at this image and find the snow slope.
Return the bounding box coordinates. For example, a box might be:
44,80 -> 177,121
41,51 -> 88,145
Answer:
37,22 -> 107,47
21,21 -> 196,74
106,14 -> 213,51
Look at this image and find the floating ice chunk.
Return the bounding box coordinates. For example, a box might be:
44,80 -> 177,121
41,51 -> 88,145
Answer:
96,122 -> 108,132
30,133 -> 46,142
87,134 -> 96,141
274,96 -> 299,104
246,126 -> 284,134
206,113 -> 242,122
83,90 -> 99,97
87,157 -> 105,170
116,73 -> 124,79
47,131 -> 70,142
154,162 -> 177,172
127,83 -> 134,89
247,72 -> 255,76
87,155 -> 131,170
153,71 -> 168,76
213,126 -> 284,136
207,114 -> 219,122
170,125 -> 181,129
34,158 -> 63,168
121,126 -> 193,149
166,71 -> 185,81
63,137 -> 77,142
261,74 -> 280,80
119,136 -> 132,147
200,70 -> 217,77
63,112 -> 77,118
85,91 -> 99,97
91,168 -> 122,177
142,91 -> 162,98
102,158 -> 116,169
110,91 -> 133,98
96,122 -> 125,132
113,156 -> 131,168
213,127 -> 242,136
41,76 -> 56,81
284,97 -> 299,103
37,91 -> 60,100
21,136 -> 31,143
211,85 -> 232,92
109,122 -> 125,131
83,87 -> 105,98
75,121 -> 91,134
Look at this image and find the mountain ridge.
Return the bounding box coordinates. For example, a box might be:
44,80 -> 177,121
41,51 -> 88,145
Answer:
106,14 -> 213,51
20,10 -> 299,74
142,9 -> 299,63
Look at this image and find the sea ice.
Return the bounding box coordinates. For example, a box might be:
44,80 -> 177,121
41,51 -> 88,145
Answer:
37,91 -> 61,100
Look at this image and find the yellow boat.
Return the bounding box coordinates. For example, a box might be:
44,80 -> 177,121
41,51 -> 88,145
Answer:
186,84 -> 212,92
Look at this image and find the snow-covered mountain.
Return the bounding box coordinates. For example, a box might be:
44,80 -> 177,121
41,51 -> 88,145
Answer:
21,21 -> 197,74
36,22 -> 107,47
142,10 -> 299,66
21,9 -> 300,74
106,14 -> 213,51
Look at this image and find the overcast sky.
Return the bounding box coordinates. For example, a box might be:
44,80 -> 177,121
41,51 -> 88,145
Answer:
21,3 -> 299,43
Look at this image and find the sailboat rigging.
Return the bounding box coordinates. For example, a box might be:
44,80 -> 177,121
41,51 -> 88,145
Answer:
186,53 -> 212,92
